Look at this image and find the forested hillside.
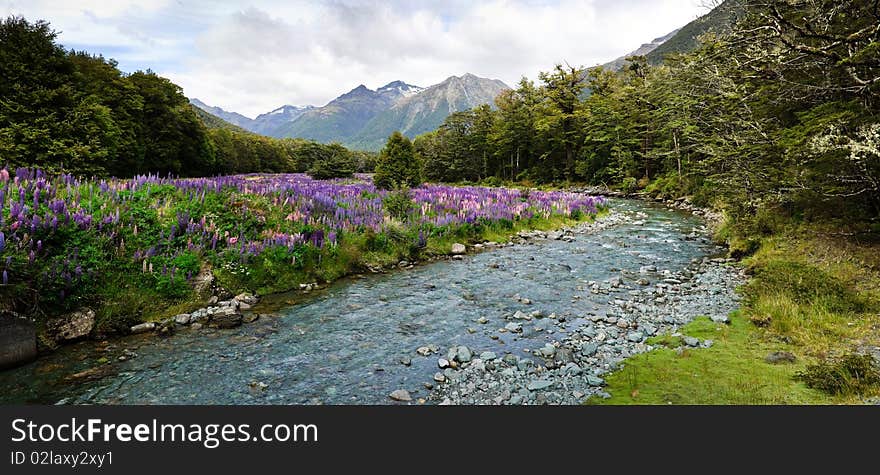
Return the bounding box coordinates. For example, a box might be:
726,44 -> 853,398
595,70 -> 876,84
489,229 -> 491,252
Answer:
0,17 -> 370,179
415,0 -> 879,239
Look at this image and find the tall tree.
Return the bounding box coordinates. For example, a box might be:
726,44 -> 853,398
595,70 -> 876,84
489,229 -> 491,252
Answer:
374,131 -> 423,190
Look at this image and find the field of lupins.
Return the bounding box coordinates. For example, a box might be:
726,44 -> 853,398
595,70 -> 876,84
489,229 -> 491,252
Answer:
0,168 -> 604,330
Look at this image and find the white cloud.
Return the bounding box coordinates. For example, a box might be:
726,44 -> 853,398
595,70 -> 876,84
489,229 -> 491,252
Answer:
4,0 -> 708,117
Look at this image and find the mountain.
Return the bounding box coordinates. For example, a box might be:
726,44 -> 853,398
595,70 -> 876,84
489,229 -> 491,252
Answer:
190,105 -> 250,133
272,81 -> 423,145
252,105 -> 315,136
349,74 -> 510,151
645,0 -> 742,65
602,29 -> 680,71
190,99 -> 315,136
189,99 -> 255,130
191,74 -> 507,151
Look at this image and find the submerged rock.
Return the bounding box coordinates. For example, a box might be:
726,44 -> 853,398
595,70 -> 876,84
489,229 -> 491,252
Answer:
389,389 -> 412,402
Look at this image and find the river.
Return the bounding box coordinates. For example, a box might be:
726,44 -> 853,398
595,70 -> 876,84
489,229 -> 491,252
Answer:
0,199 -> 742,405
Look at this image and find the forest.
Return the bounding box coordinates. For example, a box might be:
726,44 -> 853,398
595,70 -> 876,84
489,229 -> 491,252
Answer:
0,16 -> 372,180
414,0 -> 879,247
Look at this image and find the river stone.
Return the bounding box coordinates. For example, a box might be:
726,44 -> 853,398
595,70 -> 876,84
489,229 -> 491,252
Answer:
502,354 -> 519,366
683,336 -> 700,347
416,345 -> 438,356
626,332 -> 645,343
242,313 -> 260,324
517,358 -> 535,371
480,351 -> 497,361
211,310 -> 243,329
564,363 -> 583,375
711,314 -> 731,324
130,322 -> 156,334
234,292 -> 259,305
586,375 -> 605,387
512,310 -> 530,320
389,389 -> 412,402
540,344 -> 556,358
555,347 -> 575,364
46,308 -> 95,343
438,358 -> 450,369
581,343 -> 599,357
527,380 -> 554,391
0,313 -> 36,370
451,243 -> 466,255
174,314 -> 192,325
456,346 -> 472,363
504,322 -> 522,333
433,372 -> 446,382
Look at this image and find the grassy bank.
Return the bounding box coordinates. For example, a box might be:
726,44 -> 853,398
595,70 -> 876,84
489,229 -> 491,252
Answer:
591,225 -> 880,405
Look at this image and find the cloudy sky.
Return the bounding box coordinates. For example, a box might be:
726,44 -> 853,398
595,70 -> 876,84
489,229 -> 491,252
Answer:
3,0 -> 709,117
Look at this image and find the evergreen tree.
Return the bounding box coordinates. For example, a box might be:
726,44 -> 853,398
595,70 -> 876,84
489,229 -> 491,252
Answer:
374,131 -> 422,190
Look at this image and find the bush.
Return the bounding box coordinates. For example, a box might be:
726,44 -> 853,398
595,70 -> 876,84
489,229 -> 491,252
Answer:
383,189 -> 415,221
620,177 -> 638,194
746,260 -> 863,312
795,354 -> 880,395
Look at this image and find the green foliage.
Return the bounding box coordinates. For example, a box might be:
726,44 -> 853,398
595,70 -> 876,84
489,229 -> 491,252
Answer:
306,143 -> 356,179
746,261 -> 864,313
414,1 -> 879,228
0,16 -> 363,179
795,354 -> 880,396
382,188 -> 415,221
374,131 -> 423,190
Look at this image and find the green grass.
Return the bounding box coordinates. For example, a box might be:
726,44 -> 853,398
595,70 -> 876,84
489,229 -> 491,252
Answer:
590,314 -> 831,405
591,224 -> 880,405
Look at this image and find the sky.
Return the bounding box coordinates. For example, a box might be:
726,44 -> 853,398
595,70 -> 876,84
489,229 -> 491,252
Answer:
3,0 -> 709,118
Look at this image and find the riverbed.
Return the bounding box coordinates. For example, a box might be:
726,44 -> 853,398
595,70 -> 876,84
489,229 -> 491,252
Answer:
0,199 -> 743,405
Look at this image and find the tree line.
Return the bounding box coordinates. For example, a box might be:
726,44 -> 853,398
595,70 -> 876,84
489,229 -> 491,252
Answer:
412,0 -> 879,232
0,16 -> 372,179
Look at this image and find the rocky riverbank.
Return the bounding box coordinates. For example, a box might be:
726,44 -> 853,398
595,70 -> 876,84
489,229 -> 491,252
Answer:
419,206 -> 746,405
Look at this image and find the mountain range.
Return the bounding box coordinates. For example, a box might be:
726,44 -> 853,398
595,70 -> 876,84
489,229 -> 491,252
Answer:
191,74 -> 508,151
192,1 -> 739,151
603,0 -> 741,70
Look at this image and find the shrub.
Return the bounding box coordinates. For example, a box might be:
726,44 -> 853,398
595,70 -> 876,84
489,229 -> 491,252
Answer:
383,188 -> 415,221
620,177 -> 638,194
745,260 -> 863,312
795,354 -> 880,395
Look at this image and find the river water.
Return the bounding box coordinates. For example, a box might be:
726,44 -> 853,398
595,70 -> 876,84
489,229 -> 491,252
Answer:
0,199 -> 729,404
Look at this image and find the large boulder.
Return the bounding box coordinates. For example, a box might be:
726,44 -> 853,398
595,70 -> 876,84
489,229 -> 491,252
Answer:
0,312 -> 36,369
45,308 -> 95,344
451,243 -> 466,255
210,307 -> 243,329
